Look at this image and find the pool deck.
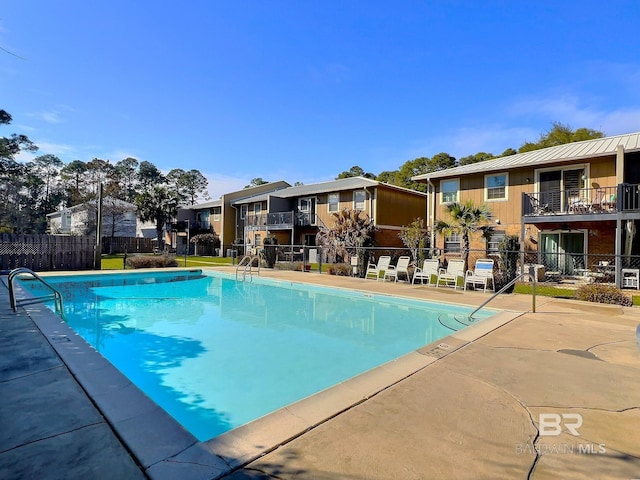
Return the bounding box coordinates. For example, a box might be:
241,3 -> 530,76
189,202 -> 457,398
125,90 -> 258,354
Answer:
2,267 -> 640,479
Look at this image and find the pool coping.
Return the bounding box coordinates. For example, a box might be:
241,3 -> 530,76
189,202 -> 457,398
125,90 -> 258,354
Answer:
20,269 -> 524,480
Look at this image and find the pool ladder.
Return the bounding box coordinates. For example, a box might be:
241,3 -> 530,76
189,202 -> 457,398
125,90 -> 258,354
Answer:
235,255 -> 261,282
7,267 -> 65,318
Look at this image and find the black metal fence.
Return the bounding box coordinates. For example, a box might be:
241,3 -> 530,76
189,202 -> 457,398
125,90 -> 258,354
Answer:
232,243 -> 640,290
101,236 -> 156,254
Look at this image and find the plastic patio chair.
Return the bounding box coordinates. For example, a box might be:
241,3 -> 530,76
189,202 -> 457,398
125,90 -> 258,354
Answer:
436,259 -> 465,289
384,256 -> 411,282
464,258 -> 495,292
412,259 -> 439,286
365,255 -> 391,281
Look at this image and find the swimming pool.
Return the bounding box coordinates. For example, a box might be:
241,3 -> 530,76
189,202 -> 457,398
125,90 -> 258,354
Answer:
19,270 -> 495,442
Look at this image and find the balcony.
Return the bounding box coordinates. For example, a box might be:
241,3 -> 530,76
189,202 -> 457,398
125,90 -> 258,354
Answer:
522,184 -> 636,218
243,211 -> 321,231
244,211 -> 295,230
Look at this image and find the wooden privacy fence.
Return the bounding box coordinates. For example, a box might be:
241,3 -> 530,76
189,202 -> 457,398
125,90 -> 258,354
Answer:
102,236 -> 155,254
0,234 -> 96,271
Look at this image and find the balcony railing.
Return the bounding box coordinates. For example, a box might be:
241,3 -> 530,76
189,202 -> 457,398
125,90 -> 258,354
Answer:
523,185 -> 622,217
295,212 -> 316,226
244,211 -> 296,229
242,211 -> 321,230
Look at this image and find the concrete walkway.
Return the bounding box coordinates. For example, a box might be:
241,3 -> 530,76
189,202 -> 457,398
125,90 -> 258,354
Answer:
2,269 -> 640,479
0,279 -> 145,479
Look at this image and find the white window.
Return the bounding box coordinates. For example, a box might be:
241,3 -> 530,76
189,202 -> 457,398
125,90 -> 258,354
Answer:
212,207 -> 221,222
485,173 -> 508,201
61,213 -> 72,228
328,193 -> 339,212
240,205 -> 248,219
198,211 -> 210,229
254,203 -> 262,215
487,230 -> 505,255
441,179 -> 459,204
444,233 -> 461,253
354,190 -> 366,210
254,234 -> 262,246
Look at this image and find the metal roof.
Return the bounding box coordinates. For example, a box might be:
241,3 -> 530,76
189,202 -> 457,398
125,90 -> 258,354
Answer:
189,199 -> 222,209
412,131 -> 640,181
231,176 -> 426,205
45,197 -> 136,217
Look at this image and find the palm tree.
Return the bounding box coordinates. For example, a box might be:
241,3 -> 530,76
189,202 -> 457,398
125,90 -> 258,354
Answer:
435,200 -> 493,271
316,208 -> 376,265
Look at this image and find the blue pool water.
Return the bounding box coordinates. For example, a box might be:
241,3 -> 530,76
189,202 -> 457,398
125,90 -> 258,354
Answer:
21,270 -> 494,441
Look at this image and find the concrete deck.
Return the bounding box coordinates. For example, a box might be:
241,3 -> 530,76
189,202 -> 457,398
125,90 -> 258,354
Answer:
2,268 -> 639,479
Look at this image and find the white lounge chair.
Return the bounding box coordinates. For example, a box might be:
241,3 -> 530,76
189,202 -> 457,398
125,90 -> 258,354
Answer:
365,255 -> 391,281
436,259 -> 465,289
464,258 -> 495,292
384,256 -> 411,282
412,259 -> 439,286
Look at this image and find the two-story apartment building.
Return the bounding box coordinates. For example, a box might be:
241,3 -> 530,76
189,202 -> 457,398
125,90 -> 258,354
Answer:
229,177 -> 427,251
179,181 -> 291,254
412,132 -> 640,285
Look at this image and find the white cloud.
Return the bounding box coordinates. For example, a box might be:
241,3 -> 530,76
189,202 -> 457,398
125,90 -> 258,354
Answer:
102,150 -> 144,162
508,93 -> 640,137
508,94 -> 602,126
440,126 -> 538,158
406,125 -> 538,160
14,123 -> 36,133
14,140 -> 103,163
598,109 -> 640,136
203,172 -> 251,200
15,141 -> 77,162
56,104 -> 76,112
29,110 -> 63,124
26,105 -> 76,125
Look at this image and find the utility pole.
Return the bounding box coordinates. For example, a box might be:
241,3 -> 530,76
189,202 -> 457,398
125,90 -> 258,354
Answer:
94,183 -> 103,270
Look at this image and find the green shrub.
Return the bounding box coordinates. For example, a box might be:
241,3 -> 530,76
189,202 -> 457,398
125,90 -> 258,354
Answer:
125,254 -> 179,269
497,235 -> 520,293
190,233 -> 221,248
574,283 -> 632,306
274,261 -> 303,271
262,236 -> 278,268
328,263 -> 352,276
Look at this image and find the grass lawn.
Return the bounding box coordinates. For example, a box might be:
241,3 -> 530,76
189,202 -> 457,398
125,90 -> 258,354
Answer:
101,254 -> 233,270
514,281 -> 640,305
513,282 -> 575,299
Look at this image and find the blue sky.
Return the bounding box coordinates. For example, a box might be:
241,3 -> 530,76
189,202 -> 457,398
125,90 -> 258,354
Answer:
2,1 -> 639,199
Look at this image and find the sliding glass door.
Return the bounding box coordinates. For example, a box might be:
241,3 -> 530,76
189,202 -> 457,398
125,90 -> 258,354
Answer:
540,231 -> 585,274
538,167 -> 586,212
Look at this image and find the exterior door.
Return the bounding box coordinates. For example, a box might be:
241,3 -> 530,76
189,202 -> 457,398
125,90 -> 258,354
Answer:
539,168 -> 585,212
298,197 -> 317,226
539,171 -> 561,212
540,231 -> 585,274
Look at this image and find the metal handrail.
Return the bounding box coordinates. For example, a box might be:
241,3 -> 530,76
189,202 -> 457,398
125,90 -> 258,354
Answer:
468,269 -> 536,320
8,267 -> 65,318
235,255 -> 261,281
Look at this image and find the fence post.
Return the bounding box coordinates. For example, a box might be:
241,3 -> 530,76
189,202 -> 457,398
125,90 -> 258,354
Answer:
529,264 -> 536,313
